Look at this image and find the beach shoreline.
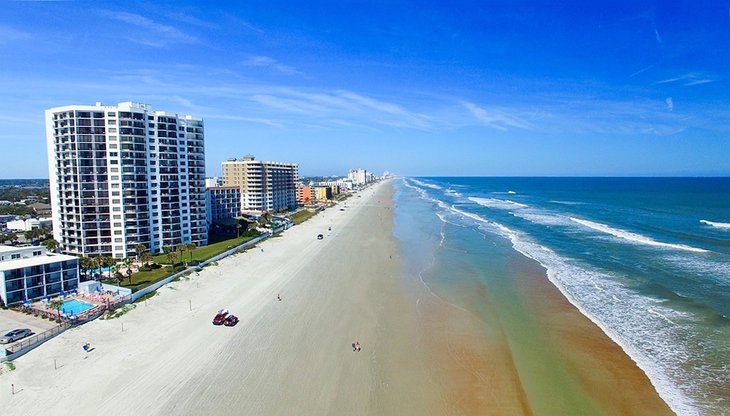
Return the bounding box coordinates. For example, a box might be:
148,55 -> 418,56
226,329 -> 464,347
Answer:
0,179 -> 675,415
392,177 -> 675,415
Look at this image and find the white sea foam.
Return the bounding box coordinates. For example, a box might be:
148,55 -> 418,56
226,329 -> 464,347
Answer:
570,217 -> 709,253
700,219 -> 730,230
511,211 -> 574,227
508,190 -> 516,194
468,196 -> 528,210
437,203 -> 701,415
410,178 -> 443,190
550,200 -> 583,205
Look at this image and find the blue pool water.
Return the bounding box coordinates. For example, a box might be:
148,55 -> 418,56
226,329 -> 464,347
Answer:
61,299 -> 94,315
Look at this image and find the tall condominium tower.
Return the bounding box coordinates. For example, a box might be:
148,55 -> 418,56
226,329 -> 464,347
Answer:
46,101 -> 208,258
221,155 -> 298,214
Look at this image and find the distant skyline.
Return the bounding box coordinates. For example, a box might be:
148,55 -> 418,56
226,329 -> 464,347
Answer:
1,1 -> 728,178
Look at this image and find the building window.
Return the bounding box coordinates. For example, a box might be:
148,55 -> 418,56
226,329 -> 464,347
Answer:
11,254 -> 20,259
33,251 -> 42,256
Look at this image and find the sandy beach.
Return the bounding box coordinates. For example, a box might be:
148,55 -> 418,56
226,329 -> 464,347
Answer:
0,181 -> 443,415
0,179 -> 672,415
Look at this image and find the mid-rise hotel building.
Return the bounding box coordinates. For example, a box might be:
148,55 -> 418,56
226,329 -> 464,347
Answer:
222,155 -> 298,214
0,245 -> 79,306
45,101 -> 207,258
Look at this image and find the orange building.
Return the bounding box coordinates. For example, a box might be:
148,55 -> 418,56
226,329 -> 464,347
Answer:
296,186 -> 314,205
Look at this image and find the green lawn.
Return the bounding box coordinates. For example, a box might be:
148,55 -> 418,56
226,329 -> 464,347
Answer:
105,266 -> 178,292
100,231 -> 265,293
152,231 -> 261,265
289,209 -> 317,225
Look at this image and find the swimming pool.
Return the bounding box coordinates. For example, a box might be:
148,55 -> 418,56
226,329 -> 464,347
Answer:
61,299 -> 94,315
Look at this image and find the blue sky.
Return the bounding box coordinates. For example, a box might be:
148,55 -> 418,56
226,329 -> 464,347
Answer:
0,1 -> 728,178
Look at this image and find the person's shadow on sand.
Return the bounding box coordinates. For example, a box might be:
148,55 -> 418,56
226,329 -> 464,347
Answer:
351,342 -> 356,351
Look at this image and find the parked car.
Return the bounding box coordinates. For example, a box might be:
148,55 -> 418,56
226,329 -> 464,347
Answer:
213,313 -> 228,325
317,234 -> 324,240
0,328 -> 32,344
224,315 -> 239,326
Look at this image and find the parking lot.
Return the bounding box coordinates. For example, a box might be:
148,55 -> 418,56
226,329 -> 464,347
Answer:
0,308 -> 58,347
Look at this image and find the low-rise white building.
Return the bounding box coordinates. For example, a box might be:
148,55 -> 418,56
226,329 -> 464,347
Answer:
0,245 -> 80,306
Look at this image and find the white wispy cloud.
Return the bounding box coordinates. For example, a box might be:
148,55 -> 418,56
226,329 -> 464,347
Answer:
665,97 -> 673,111
205,114 -> 286,129
656,72 -> 715,87
245,88 -> 432,129
463,102 -> 531,131
0,25 -> 32,44
99,10 -> 199,46
242,56 -> 302,75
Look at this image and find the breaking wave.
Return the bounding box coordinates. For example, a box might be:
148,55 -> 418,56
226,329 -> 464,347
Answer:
700,220 -> 730,230
468,197 -> 528,210
570,217 -> 708,253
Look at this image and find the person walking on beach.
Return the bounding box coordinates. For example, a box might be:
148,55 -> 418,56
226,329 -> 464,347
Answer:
277,294 -> 281,301
355,341 -> 361,352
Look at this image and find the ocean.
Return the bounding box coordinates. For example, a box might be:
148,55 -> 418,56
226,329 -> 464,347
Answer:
393,177 -> 729,415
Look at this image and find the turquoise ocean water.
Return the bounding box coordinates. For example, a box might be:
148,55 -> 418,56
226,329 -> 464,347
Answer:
394,177 -> 729,415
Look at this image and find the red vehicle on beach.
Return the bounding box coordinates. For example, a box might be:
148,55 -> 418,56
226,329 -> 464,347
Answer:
213,312 -> 228,325
224,315 -> 239,326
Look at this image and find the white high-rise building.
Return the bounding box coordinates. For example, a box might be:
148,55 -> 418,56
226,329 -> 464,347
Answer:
222,155 -> 298,213
348,168 -> 369,185
46,101 -> 208,258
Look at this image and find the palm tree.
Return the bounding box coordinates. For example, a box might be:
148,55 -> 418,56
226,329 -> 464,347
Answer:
140,252 -> 153,268
79,256 -> 91,280
176,244 -> 187,267
186,243 -> 197,263
135,244 -> 146,261
99,256 -> 115,280
89,256 -> 101,280
42,239 -> 59,253
163,246 -> 177,266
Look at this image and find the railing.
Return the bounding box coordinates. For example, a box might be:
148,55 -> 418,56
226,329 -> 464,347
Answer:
6,322 -> 71,354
